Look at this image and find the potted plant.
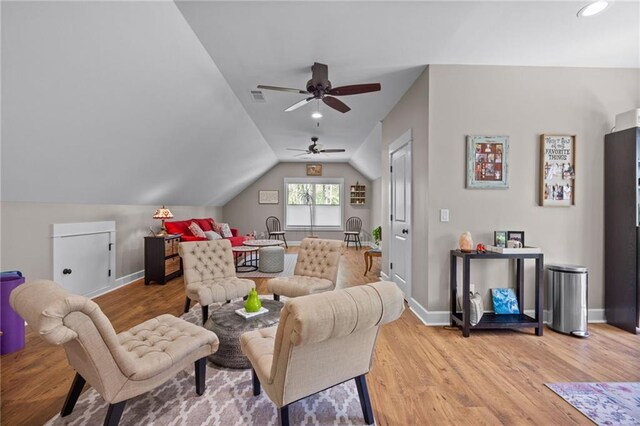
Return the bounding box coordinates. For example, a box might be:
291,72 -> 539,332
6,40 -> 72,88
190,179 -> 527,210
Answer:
372,226 -> 381,247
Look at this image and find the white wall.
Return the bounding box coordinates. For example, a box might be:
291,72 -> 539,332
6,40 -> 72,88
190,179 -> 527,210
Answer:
0,202 -> 222,281
370,178 -> 382,232
381,64 -> 640,316
223,162 -> 372,242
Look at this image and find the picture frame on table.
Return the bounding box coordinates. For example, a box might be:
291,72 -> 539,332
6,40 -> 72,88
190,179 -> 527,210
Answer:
539,134 -> 576,207
258,190 -> 279,205
507,231 -> 525,246
494,231 -> 508,248
466,135 -> 509,189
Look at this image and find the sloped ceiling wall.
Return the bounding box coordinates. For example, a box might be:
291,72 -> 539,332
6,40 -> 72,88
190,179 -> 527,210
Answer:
1,1 -> 277,206
350,122 -> 382,180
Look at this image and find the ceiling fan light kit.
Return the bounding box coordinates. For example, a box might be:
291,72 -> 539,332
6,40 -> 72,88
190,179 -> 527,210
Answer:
258,62 -> 381,114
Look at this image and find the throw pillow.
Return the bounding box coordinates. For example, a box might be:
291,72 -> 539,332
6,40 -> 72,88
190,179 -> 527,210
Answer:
457,291 -> 484,326
211,220 -> 223,235
204,230 -> 222,240
218,223 -> 233,238
188,222 -> 206,238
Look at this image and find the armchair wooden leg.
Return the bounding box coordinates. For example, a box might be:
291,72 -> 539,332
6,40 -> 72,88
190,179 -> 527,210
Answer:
61,373 -> 86,417
273,294 -> 280,301
355,375 -> 375,425
195,357 -> 206,395
278,405 -> 290,426
201,305 -> 209,325
252,368 -> 261,396
183,297 -> 192,313
104,400 -> 126,426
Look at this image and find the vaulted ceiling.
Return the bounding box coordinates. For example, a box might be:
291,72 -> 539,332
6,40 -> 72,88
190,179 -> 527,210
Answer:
2,1 -> 638,206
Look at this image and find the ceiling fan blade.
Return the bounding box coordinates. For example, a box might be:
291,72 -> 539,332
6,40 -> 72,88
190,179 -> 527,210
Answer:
323,96 -> 351,113
319,149 -> 346,153
287,148 -> 310,152
294,152 -> 311,157
285,97 -> 314,112
327,83 -> 381,96
257,85 -> 309,95
311,62 -> 329,87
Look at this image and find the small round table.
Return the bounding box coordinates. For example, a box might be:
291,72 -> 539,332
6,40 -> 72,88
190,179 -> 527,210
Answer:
243,239 -> 286,248
231,246 -> 259,272
203,299 -> 284,369
363,249 -> 382,276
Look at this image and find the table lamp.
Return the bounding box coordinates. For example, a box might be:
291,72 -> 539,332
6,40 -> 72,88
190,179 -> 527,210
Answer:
153,205 -> 173,236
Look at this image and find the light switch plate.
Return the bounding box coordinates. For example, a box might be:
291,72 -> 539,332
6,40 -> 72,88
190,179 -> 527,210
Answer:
440,209 -> 449,222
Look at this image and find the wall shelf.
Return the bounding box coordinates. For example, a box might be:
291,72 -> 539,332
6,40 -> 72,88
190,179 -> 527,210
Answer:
350,183 -> 366,205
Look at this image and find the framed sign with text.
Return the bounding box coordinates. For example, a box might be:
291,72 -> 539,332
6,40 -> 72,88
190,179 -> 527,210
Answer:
540,135 -> 576,207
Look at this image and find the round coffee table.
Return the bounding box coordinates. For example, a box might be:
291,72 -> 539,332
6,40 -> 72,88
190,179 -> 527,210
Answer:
231,246 -> 259,272
203,299 -> 284,369
243,239 -> 285,248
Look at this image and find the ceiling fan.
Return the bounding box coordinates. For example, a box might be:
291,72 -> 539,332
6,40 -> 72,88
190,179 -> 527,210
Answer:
287,137 -> 346,156
258,62 -> 381,114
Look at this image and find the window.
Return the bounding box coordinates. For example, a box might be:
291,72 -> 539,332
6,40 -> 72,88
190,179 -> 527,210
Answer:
284,178 -> 344,231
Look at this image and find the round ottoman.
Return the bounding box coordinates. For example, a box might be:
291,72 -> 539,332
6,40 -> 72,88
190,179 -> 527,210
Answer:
259,246 -> 285,273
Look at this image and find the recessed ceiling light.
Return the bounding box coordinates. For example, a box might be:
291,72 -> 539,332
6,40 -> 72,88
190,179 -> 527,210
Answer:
311,111 -> 323,119
577,1 -> 610,17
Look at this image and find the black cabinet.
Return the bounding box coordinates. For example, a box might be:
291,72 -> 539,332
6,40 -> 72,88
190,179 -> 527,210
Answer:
604,127 -> 640,333
144,234 -> 182,285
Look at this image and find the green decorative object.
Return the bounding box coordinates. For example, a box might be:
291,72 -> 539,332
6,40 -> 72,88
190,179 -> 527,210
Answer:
244,288 -> 262,313
372,226 -> 381,244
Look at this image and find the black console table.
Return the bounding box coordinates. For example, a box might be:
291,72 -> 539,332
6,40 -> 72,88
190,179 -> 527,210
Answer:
449,250 -> 544,337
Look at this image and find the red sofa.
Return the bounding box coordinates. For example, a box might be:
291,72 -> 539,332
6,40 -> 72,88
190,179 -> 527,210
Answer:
164,218 -> 247,247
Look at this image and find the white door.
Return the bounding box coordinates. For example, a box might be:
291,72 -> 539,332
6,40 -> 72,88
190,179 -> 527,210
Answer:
54,232 -> 113,297
389,132 -> 412,299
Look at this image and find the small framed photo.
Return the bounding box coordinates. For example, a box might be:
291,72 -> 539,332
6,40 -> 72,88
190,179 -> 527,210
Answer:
466,135 -> 509,189
507,231 -> 525,246
306,164 -> 322,176
494,231 -> 507,248
258,190 -> 279,204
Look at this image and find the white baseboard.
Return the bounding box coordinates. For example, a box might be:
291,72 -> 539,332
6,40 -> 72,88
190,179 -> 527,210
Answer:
379,271 -> 390,281
407,304 -> 606,326
84,270 -> 144,299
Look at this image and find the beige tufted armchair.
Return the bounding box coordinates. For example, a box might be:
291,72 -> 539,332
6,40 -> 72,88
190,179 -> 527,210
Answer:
179,239 -> 255,324
267,238 -> 345,300
241,281 -> 405,426
9,280 -> 219,426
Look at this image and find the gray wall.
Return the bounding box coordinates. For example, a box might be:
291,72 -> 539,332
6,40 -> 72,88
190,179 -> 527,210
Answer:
382,64 -> 640,314
223,162 -> 372,242
370,177 -> 382,232
0,202 -> 222,281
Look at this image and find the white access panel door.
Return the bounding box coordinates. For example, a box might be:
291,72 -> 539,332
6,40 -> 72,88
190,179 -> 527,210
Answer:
389,133 -> 412,299
53,222 -> 115,297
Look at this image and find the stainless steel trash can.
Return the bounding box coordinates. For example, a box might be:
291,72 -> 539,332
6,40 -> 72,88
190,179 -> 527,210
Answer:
546,264 -> 588,337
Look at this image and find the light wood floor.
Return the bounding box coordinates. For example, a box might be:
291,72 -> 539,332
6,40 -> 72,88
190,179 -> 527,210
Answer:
2,247 -> 640,425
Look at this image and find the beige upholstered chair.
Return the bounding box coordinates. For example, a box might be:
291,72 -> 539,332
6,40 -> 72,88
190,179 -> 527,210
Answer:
241,281 -> 404,426
9,280 -> 219,426
179,239 -> 255,323
267,238 -> 345,300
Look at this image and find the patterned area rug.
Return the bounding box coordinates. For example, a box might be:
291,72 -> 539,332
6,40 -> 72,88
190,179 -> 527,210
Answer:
547,382 -> 640,425
236,254 -> 297,278
45,300 -> 364,426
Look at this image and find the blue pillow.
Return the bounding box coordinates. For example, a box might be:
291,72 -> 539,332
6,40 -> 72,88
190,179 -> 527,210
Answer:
491,288 -> 520,314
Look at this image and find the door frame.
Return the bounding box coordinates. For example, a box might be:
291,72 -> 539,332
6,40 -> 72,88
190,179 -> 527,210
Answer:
388,129 -> 412,300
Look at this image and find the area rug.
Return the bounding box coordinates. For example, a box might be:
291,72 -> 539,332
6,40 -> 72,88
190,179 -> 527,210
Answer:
546,382 -> 640,425
45,301 -> 364,426
236,254 -> 297,278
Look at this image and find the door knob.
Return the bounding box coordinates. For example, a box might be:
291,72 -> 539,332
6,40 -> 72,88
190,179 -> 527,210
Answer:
402,229 -> 409,234
63,268 -> 72,275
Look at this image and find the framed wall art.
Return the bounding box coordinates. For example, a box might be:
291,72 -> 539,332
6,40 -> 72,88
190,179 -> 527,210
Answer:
258,190 -> 279,205
539,135 -> 575,207
466,135 -> 509,189
306,164 -> 322,176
